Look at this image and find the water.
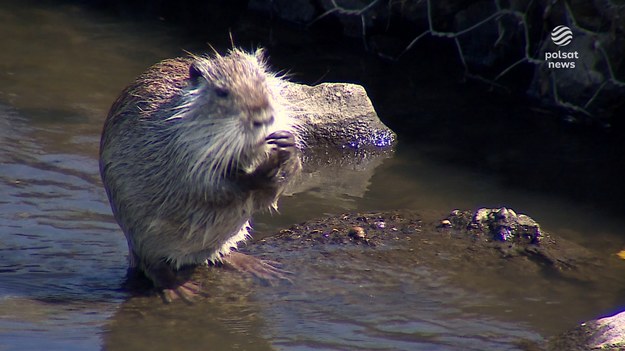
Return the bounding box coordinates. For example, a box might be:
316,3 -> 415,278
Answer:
1,1 -> 625,350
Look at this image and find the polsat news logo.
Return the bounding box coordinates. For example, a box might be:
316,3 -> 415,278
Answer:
545,25 -> 578,69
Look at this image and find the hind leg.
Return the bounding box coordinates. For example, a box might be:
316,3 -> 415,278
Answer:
144,261 -> 203,304
213,221 -> 291,282
221,251 -> 292,283
125,246 -> 203,303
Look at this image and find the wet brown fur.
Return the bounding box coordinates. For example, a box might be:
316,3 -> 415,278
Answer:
99,49 -> 301,289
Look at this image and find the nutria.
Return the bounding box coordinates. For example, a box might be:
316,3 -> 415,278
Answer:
99,48 -> 301,301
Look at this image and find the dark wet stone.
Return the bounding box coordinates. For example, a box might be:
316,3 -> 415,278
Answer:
248,208 -> 601,286
261,211 -> 421,249
445,207 -> 542,244
441,208 -> 582,270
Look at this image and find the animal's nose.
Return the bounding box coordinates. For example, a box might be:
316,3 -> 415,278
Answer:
251,113 -> 274,128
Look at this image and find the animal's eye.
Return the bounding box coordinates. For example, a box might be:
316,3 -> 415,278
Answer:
215,87 -> 230,98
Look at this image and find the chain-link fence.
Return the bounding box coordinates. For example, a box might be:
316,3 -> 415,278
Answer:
276,0 -> 625,124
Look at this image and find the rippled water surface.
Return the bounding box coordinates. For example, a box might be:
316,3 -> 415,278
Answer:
2,1 -> 625,350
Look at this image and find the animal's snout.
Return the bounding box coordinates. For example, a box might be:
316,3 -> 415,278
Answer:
249,109 -> 274,129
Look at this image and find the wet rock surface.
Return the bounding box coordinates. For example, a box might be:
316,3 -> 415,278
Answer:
548,310 -> 625,351
258,211 -> 421,249
239,208 -> 623,349
284,82 -> 396,152
444,207 -> 543,244
249,208 -> 597,277
282,81 -> 395,203
440,208 -> 580,271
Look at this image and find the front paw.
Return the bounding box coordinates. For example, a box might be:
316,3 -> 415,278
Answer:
237,131 -> 298,190
266,130 -> 296,164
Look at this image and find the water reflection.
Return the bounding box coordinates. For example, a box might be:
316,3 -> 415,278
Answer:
245,229 -> 549,350
0,104 -> 127,350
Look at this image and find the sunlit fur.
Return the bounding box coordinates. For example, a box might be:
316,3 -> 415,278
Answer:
100,48 -> 301,276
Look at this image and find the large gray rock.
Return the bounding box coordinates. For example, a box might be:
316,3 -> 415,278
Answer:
283,81 -> 396,152
549,311 -> 625,350
281,81 -> 396,203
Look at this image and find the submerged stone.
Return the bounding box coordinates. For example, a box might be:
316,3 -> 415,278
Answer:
455,207 -> 542,244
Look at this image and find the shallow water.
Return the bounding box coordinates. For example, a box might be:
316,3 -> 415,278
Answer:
1,1 -> 625,350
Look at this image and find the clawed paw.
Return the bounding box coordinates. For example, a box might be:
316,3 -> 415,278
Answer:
143,263 -> 207,304
222,251 -> 293,284
160,281 -> 206,304
266,130 -> 295,148
266,130 -> 296,164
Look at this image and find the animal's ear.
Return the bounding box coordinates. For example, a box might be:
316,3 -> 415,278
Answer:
254,48 -> 266,63
189,61 -> 204,80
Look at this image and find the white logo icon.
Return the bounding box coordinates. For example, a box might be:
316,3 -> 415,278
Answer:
551,25 -> 573,46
